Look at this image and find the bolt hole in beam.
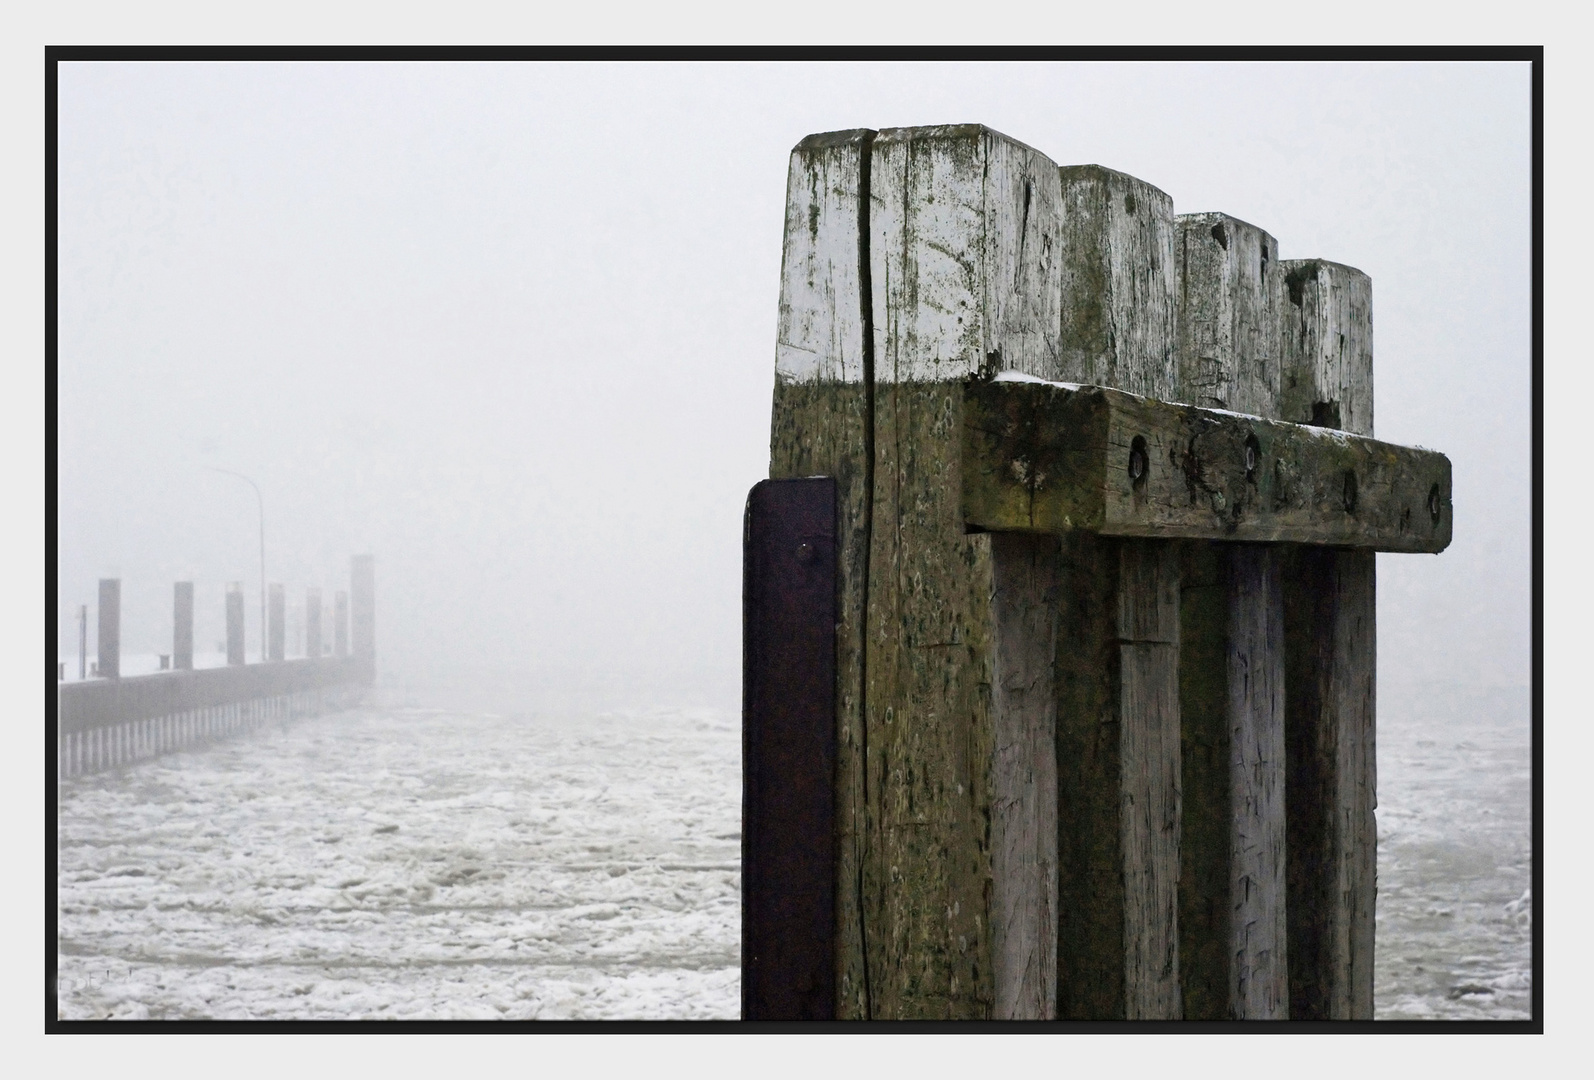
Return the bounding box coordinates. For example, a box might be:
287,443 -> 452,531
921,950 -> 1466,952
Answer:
1428,483 -> 1443,525
1129,436 -> 1149,487
1244,433 -> 1260,484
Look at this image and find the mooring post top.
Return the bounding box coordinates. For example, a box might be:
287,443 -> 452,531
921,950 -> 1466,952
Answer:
777,122 -> 1447,554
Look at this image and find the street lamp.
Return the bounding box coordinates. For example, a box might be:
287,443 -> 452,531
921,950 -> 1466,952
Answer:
209,468 -> 265,663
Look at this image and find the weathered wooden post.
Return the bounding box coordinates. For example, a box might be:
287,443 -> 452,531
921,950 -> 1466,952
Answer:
96,579 -> 120,679
350,555 -> 375,685
749,124 -> 1451,1022
306,587 -> 323,659
1278,259 -> 1378,1020
268,583 -> 286,662
174,581 -> 194,671
78,603 -> 87,680
1173,211 -> 1291,1019
334,590 -> 349,658
226,582 -> 246,666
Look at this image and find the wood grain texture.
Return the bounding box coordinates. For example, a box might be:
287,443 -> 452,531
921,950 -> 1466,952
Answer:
1057,166 -> 1179,398
1226,544 -> 1289,1018
1054,534 -> 1182,1018
768,128 -> 876,1019
1175,542 -> 1229,1018
961,378 -> 1452,551
990,532 -> 1059,1019
1046,157 -> 1186,1019
866,380 -> 995,1017
1117,540 -> 1184,1019
1175,209 -> 1291,1020
1280,256 -> 1377,1020
777,130 -> 875,385
773,124 -> 1067,1018
854,125 -> 1068,1017
871,125 -> 1064,383
1284,546 -> 1376,1019
1055,530 -> 1128,1018
1279,260 -> 1373,436
1177,213 -> 1285,417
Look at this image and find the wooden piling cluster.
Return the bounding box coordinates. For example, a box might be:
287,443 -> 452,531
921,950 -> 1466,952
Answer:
57,556 -> 374,779
759,126 -> 1450,1021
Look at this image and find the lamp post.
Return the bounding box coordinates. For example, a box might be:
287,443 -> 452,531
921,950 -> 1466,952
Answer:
209,468 -> 266,663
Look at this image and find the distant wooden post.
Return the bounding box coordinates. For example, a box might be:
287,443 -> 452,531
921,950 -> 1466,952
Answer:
78,604 -> 87,680
756,124 -> 1450,1022
350,555 -> 375,685
225,583 -> 246,666
306,587 -> 323,659
96,579 -> 120,679
334,590 -> 349,658
174,581 -> 194,671
268,583 -> 285,662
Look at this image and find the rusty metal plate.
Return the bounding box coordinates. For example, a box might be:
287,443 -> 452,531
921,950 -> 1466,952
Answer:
742,477 -> 836,1020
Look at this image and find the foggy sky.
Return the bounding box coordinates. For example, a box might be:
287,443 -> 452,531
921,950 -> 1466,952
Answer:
55,60 -> 1531,714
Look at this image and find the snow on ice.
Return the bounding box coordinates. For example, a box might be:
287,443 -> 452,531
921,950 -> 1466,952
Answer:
56,688 -> 1530,1020
56,705 -> 741,1020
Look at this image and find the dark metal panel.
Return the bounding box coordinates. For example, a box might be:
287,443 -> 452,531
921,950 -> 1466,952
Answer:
742,477 -> 837,1020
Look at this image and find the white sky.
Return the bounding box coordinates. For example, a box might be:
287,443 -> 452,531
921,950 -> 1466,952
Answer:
54,60 -> 1530,713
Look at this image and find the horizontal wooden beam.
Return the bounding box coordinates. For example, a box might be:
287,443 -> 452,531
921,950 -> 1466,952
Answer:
962,375 -> 1451,552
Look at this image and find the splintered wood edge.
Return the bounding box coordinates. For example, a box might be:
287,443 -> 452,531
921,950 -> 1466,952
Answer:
962,379 -> 1452,553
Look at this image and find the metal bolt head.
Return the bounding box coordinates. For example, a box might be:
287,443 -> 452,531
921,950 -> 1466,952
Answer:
1428,483 -> 1442,524
796,541 -> 817,565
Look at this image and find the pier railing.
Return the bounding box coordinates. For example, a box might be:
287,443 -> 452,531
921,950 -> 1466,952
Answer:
56,554 -> 375,779
56,658 -> 367,779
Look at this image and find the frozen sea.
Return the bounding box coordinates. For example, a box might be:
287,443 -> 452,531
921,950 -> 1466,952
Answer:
55,701 -> 742,1020
54,677 -> 1531,1021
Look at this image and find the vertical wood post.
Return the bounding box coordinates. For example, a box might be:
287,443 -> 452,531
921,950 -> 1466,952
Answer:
989,532 -> 1060,1021
96,579 -> 120,679
306,587 -> 323,659
773,125 -> 1072,1018
866,124 -> 1068,1019
1174,212 -> 1290,1019
174,581 -> 194,671
225,583 -> 245,666
78,603 -> 87,680
268,583 -> 285,662
768,128 -> 875,1020
1279,260 -> 1377,1019
350,555 -> 375,685
334,590 -> 349,658
1052,164 -> 1185,1020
